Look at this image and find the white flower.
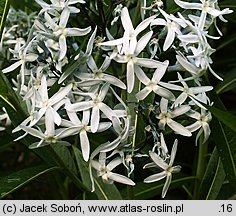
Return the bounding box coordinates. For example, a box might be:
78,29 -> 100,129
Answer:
61,100 -> 112,161
156,97 -> 192,137
29,75 -> 72,127
135,60 -> 175,101
186,109 -> 212,145
2,40 -> 38,88
151,8 -> 187,51
174,0 -> 233,30
144,139 -> 181,198
65,83 -> 116,133
113,31 -> 165,93
44,8 -> 91,61
78,56 -> 126,89
99,7 -> 156,54
172,73 -> 213,109
19,107 -> 72,149
36,0 -> 84,13
91,152 -> 135,186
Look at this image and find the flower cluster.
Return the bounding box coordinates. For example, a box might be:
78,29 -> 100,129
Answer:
1,0 -> 232,198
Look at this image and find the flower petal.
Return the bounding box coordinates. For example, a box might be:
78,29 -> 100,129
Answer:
136,87 -> 151,100
153,86 -> 175,101
135,15 -> 156,35
162,173 -> 172,198
136,58 -> 164,68
104,74 -> 126,89
65,101 -> 94,112
25,53 -> 38,62
167,119 -> 192,137
152,60 -> 169,83
99,103 -> 114,120
66,26 -> 91,36
173,92 -> 188,106
144,171 -> 166,183
45,108 -> 55,136
149,151 -> 168,170
59,7 -> 70,28
135,31 -> 153,56
97,122 -> 112,132
20,125 -> 44,139
109,172 -> 135,186
191,86 -> 213,94
176,55 -> 199,75
169,139 -> 178,166
80,130 -> 90,161
91,106 -> 100,133
59,35 -> 67,61
107,157 -> 122,170
186,121 -> 201,132
170,105 -> 190,117
121,7 -> 134,32
160,97 -> 168,113
44,12 -> 58,30
2,60 -> 22,73
50,83 -> 72,105
163,28 -> 175,51
174,0 -> 202,10
127,60 -> 135,93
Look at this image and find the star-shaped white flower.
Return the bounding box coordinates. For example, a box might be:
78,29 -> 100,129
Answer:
91,152 -> 135,186
156,97 -> 192,137
78,55 -> 126,89
44,7 -> 91,61
186,108 -> 212,145
144,139 -> 181,198
135,60 -> 175,101
65,83 -> 116,133
61,100 -> 112,161
168,72 -> 213,109
19,107 -> 72,149
174,0 -> 233,30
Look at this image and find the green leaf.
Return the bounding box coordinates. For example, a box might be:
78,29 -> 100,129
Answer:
73,146 -> 92,190
206,105 -> 236,133
199,147 -> 226,200
0,0 -> 10,40
93,177 -> 122,200
125,176 -> 196,200
211,118 -> 236,190
73,146 -> 122,200
52,145 -> 77,175
0,165 -> 59,198
215,68 -> 236,94
58,55 -> 87,84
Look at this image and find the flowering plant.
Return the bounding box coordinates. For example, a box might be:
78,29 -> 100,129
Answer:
0,0 -> 236,200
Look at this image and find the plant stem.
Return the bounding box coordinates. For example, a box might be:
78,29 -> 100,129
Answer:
193,136 -> 208,199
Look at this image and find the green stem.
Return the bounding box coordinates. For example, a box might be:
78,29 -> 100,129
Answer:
46,146 -> 89,192
193,136 -> 208,199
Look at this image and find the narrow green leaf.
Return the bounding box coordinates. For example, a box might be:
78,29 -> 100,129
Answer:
52,145 -> 77,175
211,118 -> 236,190
215,68 -> 236,94
199,147 -> 226,200
0,0 -> 10,39
73,146 -> 92,190
0,165 -> 59,198
93,177 -> 122,200
125,176 -> 196,200
58,55 -> 87,84
206,105 -> 236,133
